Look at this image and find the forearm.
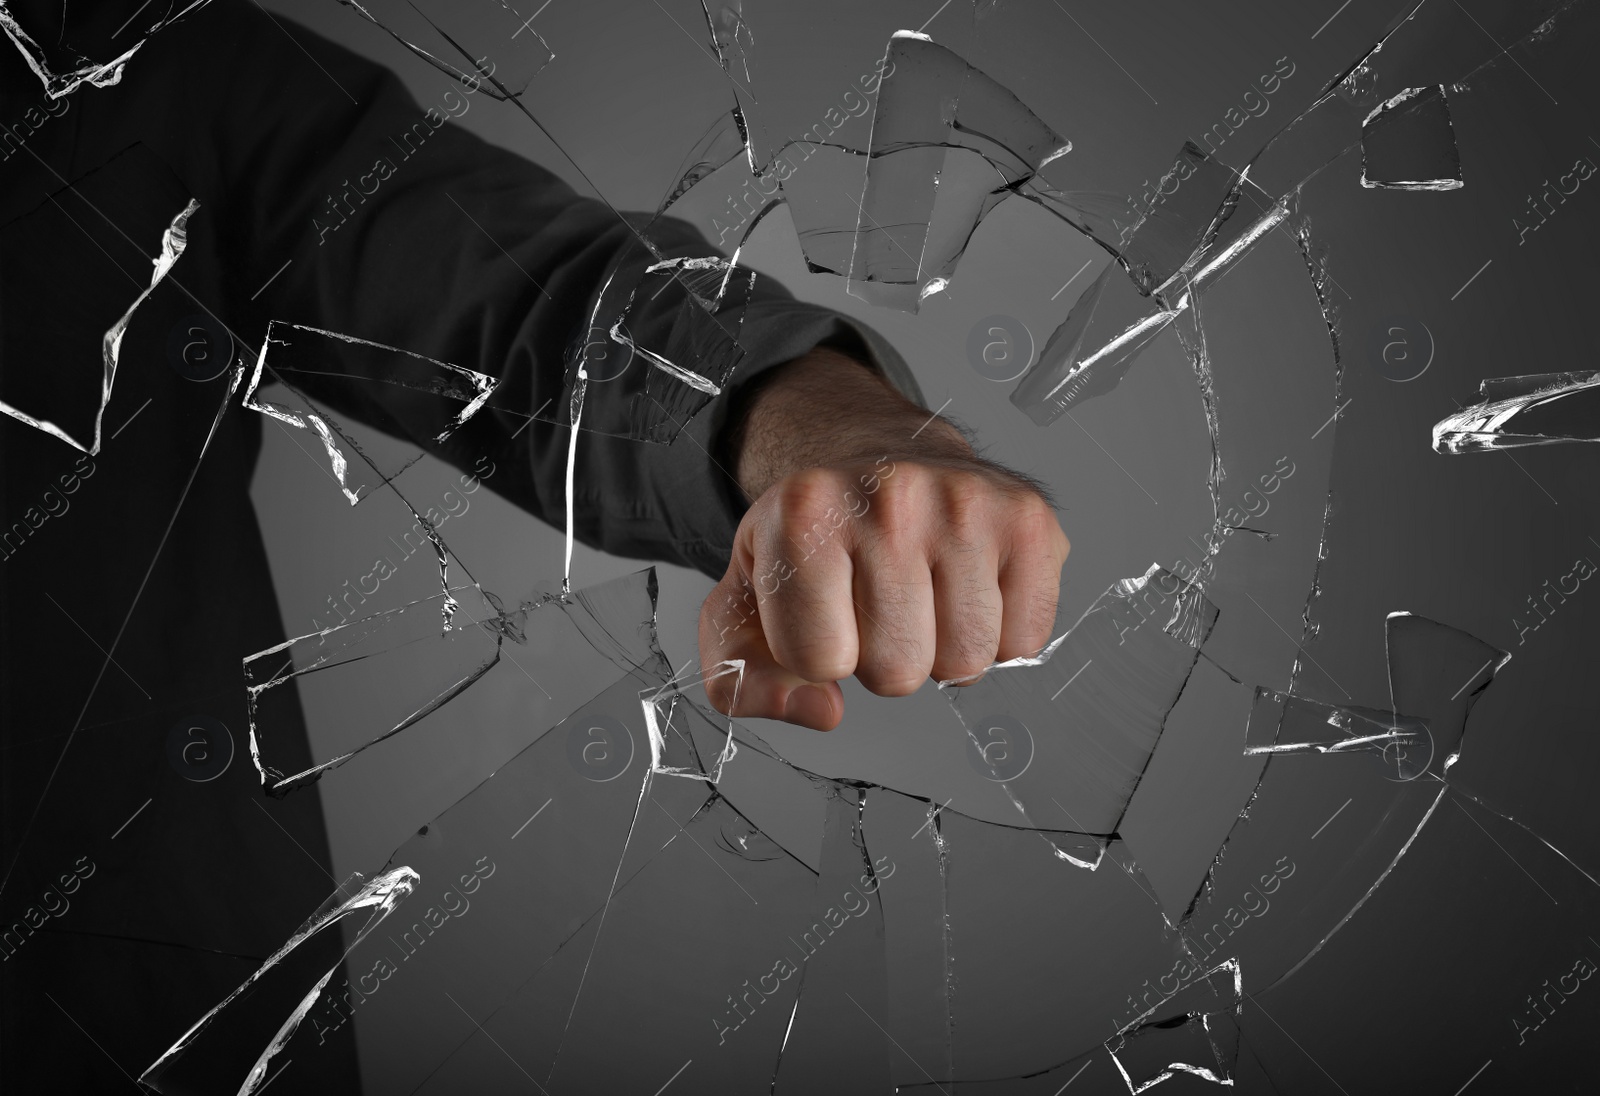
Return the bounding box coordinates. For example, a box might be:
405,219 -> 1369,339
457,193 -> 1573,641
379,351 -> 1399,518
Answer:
728,346 -> 1055,515
730,348 -> 972,500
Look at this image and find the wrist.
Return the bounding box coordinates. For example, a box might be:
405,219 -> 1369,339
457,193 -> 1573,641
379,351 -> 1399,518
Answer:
731,346 -> 972,500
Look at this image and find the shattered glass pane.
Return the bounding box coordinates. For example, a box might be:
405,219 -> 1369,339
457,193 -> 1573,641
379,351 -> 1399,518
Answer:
11,0 -> 1600,1090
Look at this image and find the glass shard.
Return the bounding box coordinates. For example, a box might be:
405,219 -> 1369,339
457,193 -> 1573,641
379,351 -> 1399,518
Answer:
1009,262 -> 1180,425
942,564 -> 1217,840
771,787 -> 895,1094
139,867 -> 419,1095
0,175 -> 197,454
334,0 -> 554,99
1385,612 -> 1510,775
242,321 -> 503,504
1432,370 -> 1600,453
1241,690 -> 1426,766
860,789 -> 956,1091
850,31 -> 1071,311
244,568 -> 669,795
1178,613 -> 1511,1002
1118,659 -> 1268,923
657,109 -> 753,216
938,813 -> 1176,1080
1107,958 -> 1242,1091
1360,85 -> 1462,190
0,1 -> 211,99
561,235 -> 755,442
775,141 -> 871,275
1116,141 -> 1246,296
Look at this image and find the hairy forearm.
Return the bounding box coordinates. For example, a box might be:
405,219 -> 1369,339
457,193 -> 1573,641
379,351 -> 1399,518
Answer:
730,347 -> 973,501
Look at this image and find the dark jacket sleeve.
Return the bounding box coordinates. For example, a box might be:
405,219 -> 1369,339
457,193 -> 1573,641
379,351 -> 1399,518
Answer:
99,1 -> 922,580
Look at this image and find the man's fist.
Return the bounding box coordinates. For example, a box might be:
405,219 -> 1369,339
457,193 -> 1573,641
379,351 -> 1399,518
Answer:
699,348 -> 1069,730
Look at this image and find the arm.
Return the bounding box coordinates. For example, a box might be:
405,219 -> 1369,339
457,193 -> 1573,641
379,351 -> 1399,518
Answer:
701,348 -> 1070,729
119,3 -> 1067,725
111,1 -> 890,578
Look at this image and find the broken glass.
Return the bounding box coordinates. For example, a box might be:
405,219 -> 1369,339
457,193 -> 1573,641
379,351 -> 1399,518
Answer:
0,0 -> 212,98
846,30 -> 1072,311
139,866 -> 419,1094
333,0 -> 553,99
243,322 -> 504,505
941,564 -> 1217,849
1360,85 -> 1463,190
0,148 -> 196,453
1433,370 -> 1600,452
8,0 -> 1599,1091
245,568 -> 671,794
1107,960 -> 1242,1091
1009,262 -> 1181,426
326,0 -> 769,446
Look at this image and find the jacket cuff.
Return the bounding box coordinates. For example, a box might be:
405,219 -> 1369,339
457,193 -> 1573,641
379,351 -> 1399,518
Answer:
617,299 -> 924,580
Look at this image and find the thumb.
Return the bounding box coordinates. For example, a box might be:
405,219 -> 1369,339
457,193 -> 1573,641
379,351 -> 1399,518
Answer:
698,558 -> 844,731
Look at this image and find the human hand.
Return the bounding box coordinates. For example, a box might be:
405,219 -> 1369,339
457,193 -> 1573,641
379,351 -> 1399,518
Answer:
699,349 -> 1069,730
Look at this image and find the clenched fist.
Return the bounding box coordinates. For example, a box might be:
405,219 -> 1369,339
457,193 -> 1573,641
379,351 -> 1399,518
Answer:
700,348 -> 1070,730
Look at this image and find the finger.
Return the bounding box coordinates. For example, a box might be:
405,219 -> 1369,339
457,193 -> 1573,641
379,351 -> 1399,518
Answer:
851,538 -> 937,697
929,547 -> 1004,684
996,508 -> 1069,662
749,476 -> 861,684
699,558 -> 845,731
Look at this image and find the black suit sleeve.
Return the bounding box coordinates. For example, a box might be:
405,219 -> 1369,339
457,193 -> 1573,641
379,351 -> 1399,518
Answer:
110,1 -> 923,579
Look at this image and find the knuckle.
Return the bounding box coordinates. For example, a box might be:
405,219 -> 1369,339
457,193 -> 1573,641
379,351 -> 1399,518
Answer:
856,658 -> 927,696
940,468 -> 989,509
771,476 -> 853,556
855,602 -> 933,696
773,630 -> 855,683
869,464 -> 928,529
939,472 -> 995,544
1008,502 -> 1068,561
771,468 -> 841,523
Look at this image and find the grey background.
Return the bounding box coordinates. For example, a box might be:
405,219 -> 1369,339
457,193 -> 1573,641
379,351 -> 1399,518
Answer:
243,1 -> 1600,1089
251,0 -> 1370,887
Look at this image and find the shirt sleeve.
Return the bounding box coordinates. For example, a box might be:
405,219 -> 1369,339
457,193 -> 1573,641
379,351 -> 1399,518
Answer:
125,1 -> 924,581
